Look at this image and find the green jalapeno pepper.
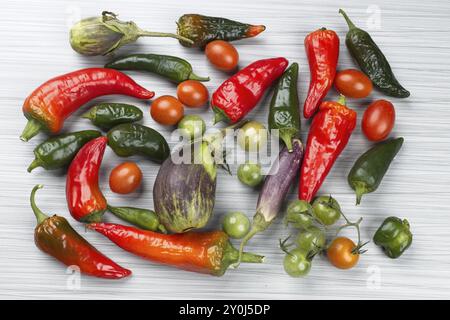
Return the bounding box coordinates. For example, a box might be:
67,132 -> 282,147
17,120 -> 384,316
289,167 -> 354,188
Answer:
107,123 -> 170,164
27,130 -> 102,172
268,63 -> 300,152
348,137 -> 403,205
105,54 -> 209,83
176,14 -> 266,48
339,9 -> 410,98
82,103 -> 143,130
374,216 -> 412,258
107,205 -> 166,233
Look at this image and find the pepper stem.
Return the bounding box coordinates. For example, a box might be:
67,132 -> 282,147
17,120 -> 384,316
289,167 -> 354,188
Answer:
27,158 -> 42,172
81,109 -> 94,120
337,94 -> 347,106
339,9 -> 357,30
30,185 -> 49,225
279,131 -> 293,152
212,106 -> 230,125
188,72 -> 210,82
353,181 -> 366,205
138,29 -> 194,45
220,241 -> 264,275
20,118 -> 42,142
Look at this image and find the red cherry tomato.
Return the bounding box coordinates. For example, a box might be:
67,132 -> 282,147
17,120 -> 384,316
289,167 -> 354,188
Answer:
177,80 -> 209,108
150,95 -> 184,125
327,237 -> 360,269
205,40 -> 239,71
109,162 -> 143,194
335,69 -> 373,99
362,99 -> 396,141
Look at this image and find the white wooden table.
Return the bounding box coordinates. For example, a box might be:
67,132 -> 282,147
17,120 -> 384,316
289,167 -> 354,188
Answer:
1,0 -> 450,299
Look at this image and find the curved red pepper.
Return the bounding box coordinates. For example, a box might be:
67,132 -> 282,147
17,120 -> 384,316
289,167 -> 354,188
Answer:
211,57 -> 288,124
299,96 -> 357,202
303,28 -> 339,119
31,185 -> 131,279
66,136 -> 108,223
21,68 -> 154,141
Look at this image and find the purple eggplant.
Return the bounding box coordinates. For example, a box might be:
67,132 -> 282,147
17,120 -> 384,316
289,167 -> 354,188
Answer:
237,139 -> 304,263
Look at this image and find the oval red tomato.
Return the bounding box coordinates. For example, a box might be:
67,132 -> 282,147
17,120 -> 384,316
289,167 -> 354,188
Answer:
109,162 -> 143,194
335,69 -> 373,99
362,99 -> 396,141
205,40 -> 239,71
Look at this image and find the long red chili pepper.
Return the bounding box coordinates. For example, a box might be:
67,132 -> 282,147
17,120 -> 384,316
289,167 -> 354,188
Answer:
299,95 -> 357,202
20,68 -> 154,141
66,136 -> 108,223
303,28 -> 339,119
211,57 -> 288,124
31,185 -> 131,279
88,223 -> 264,276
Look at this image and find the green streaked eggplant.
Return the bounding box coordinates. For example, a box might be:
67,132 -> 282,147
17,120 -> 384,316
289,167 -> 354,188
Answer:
82,103 -> 143,130
268,63 -> 300,152
176,14 -> 266,48
153,142 -> 216,233
107,123 -> 170,164
105,54 -> 209,83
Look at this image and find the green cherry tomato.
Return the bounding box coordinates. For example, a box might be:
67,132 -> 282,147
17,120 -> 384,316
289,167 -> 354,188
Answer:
285,200 -> 314,229
178,114 -> 206,140
222,211 -> 250,239
296,226 -> 326,254
283,248 -> 311,277
312,195 -> 342,226
237,162 -> 263,187
237,121 -> 268,152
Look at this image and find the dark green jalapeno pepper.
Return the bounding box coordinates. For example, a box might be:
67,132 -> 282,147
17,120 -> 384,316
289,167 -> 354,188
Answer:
27,130 -> 102,172
176,14 -> 266,48
107,205 -> 166,233
374,216 -> 412,258
348,137 -> 403,205
339,9 -> 410,98
268,63 -> 300,152
107,123 -> 170,163
82,103 -> 143,130
105,54 -> 209,83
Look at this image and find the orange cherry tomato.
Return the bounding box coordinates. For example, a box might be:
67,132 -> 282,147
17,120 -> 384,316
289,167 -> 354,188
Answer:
327,237 -> 359,269
109,162 -> 143,194
150,95 -> 184,125
205,40 -> 239,71
335,69 -> 373,98
177,80 -> 209,108
362,99 -> 396,141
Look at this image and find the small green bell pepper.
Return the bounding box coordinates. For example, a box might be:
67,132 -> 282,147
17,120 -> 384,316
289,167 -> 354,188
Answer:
373,216 -> 412,258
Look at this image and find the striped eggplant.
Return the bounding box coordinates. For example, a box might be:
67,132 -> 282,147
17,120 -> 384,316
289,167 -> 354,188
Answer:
237,139 -> 304,263
153,142 -> 216,233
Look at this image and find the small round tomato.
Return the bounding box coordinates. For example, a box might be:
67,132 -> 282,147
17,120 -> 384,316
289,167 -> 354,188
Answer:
312,196 -> 341,226
222,211 -> 250,239
205,40 -> 239,71
335,69 -> 373,99
150,95 -> 184,125
237,162 -> 263,187
178,114 -> 206,140
362,99 -> 396,141
283,248 -> 311,277
327,237 -> 359,269
177,80 -> 209,108
237,121 -> 267,152
109,162 -> 143,194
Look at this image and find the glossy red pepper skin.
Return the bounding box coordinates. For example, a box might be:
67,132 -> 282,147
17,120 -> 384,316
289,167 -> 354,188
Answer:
299,96 -> 357,202
31,185 -> 131,279
21,68 -> 154,141
211,57 -> 288,123
66,136 -> 108,223
303,28 -> 340,119
89,223 -> 264,276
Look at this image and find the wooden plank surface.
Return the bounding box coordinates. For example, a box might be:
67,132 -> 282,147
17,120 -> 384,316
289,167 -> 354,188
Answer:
1,0 -> 450,299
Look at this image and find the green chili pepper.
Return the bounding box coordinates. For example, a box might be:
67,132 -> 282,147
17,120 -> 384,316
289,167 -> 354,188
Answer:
105,54 -> 209,83
339,9 -> 410,98
27,130 -> 102,172
348,137 -> 403,205
107,123 -> 170,164
176,14 -> 266,48
82,103 -> 143,130
373,216 -> 412,258
268,63 -> 300,152
108,205 -> 166,233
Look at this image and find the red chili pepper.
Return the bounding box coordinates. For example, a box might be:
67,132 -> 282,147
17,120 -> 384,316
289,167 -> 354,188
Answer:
299,95 -> 357,202
66,136 -> 108,223
211,57 -> 288,124
88,222 -> 264,276
303,28 -> 340,119
20,68 -> 154,141
30,185 -> 131,279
